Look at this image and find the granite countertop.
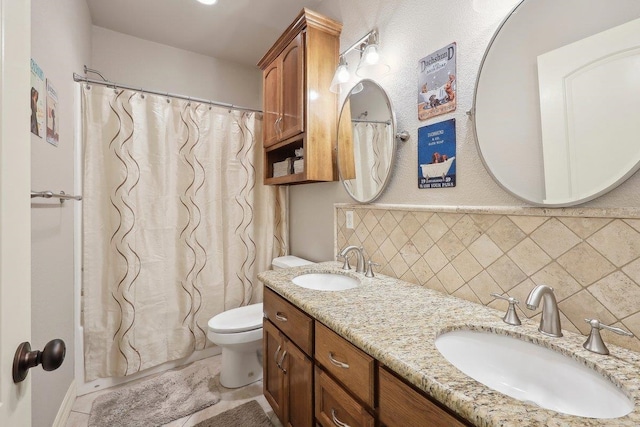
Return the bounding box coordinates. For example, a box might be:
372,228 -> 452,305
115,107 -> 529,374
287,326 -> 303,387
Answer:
257,262 -> 640,427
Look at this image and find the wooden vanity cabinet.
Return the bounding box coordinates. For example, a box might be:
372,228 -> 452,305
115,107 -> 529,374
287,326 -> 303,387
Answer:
263,288 -> 314,427
257,9 -> 342,185
379,366 -> 471,427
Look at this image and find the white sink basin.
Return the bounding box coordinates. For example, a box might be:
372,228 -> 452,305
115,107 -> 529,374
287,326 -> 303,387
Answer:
435,330 -> 634,418
291,273 -> 359,291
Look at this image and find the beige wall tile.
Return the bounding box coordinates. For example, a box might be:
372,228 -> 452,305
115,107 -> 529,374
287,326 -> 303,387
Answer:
437,264 -> 465,294
439,212 -> 464,228
411,257 -> 435,285
487,255 -> 527,292
508,215 -> 547,234
468,271 -> 503,304
410,228 -> 435,253
389,226 -> 410,251
486,217 -> 527,252
507,238 -> 551,276
557,243 -> 615,286
437,231 -> 466,261
380,211 -> 398,234
451,250 -> 483,282
452,284 -> 482,305
362,210 -> 379,232
424,214 -> 449,241
399,213 -> 422,239
558,290 -> 616,334
559,217 -> 611,239
587,220 -> 640,267
424,246 -> 449,274
531,262 -> 582,302
468,234 -> 503,268
451,215 -> 483,246
588,271 -> 640,319
469,214 -> 501,231
530,218 -> 581,259
399,241 -> 421,267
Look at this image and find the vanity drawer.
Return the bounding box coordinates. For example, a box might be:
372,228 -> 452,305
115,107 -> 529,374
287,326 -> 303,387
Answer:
379,366 -> 469,427
263,287 -> 313,356
315,366 -> 374,427
314,322 -> 374,407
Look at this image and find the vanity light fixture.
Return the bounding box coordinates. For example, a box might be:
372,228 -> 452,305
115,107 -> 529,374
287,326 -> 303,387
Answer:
329,28 -> 390,94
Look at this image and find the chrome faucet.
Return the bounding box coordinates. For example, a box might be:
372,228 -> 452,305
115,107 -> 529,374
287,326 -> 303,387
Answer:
337,246 -> 366,273
526,284 -> 563,337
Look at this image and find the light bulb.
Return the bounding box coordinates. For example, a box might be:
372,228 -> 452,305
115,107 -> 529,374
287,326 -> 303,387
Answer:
363,45 -> 379,65
197,0 -> 218,5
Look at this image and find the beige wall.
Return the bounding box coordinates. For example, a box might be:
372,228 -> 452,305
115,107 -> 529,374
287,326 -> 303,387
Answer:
292,0 -> 640,261
91,26 -> 262,110
30,0 -> 92,426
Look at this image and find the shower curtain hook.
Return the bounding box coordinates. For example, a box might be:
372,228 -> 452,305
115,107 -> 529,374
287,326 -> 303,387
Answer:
140,88 -> 145,99
166,92 -> 170,103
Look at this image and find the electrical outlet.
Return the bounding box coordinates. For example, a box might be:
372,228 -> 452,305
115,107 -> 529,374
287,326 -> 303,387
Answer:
345,211 -> 354,229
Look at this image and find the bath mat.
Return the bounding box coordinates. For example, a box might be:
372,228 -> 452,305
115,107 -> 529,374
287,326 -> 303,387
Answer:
88,362 -> 221,427
193,400 -> 272,427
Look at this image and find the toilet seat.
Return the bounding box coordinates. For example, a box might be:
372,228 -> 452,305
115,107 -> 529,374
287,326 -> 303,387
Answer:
208,303 -> 263,333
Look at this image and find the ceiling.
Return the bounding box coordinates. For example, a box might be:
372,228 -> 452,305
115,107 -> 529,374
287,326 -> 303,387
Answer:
86,0 -> 331,67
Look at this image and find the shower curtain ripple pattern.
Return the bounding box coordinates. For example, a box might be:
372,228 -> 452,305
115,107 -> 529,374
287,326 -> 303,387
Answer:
82,85 -> 287,381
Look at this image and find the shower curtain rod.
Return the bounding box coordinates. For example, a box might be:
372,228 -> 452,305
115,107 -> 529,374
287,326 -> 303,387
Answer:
351,118 -> 391,125
73,73 -> 263,114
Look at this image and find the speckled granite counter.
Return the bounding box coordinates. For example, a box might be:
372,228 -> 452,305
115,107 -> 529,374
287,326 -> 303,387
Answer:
258,262 -> 640,427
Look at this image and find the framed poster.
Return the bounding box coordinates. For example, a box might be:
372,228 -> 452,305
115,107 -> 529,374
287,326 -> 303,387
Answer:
418,43 -> 457,121
418,118 -> 456,189
30,58 -> 45,138
46,79 -> 59,146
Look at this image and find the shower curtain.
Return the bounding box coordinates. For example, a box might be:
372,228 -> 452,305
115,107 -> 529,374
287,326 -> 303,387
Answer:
81,85 -> 287,381
345,122 -> 393,197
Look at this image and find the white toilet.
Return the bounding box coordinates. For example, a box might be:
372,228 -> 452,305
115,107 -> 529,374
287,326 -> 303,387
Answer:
207,255 -> 313,388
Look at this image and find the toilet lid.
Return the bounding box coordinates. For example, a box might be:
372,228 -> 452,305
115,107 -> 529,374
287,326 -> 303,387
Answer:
208,303 -> 264,333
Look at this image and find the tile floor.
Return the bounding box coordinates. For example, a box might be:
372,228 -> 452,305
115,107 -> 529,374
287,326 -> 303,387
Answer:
66,355 -> 282,427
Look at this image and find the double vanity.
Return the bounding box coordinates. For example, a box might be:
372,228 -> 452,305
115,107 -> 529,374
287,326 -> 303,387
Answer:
259,262 -> 640,427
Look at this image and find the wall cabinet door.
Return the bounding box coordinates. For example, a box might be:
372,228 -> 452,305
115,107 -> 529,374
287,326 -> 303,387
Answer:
279,33 -> 304,142
263,62 -> 281,148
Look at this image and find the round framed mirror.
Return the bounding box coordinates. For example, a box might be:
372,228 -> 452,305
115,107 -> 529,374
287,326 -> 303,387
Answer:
337,80 -> 397,203
473,0 -> 640,206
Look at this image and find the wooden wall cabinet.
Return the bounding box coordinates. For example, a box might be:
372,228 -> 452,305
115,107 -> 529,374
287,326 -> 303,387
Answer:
257,9 -> 342,185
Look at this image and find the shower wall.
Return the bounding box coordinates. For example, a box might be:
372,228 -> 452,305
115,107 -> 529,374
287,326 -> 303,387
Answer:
31,1 -> 92,426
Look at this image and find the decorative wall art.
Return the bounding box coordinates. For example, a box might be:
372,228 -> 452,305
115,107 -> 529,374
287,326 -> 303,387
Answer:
418,118 -> 456,189
46,79 -> 59,146
418,43 -> 457,121
30,58 -> 45,138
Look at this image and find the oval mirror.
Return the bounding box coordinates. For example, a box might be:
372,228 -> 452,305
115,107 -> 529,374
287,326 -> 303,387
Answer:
473,0 -> 640,206
337,80 -> 397,203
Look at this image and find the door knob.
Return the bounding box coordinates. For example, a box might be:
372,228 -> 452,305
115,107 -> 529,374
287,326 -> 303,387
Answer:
12,339 -> 66,383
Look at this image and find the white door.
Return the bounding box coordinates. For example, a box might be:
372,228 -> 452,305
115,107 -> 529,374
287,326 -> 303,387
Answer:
0,0 -> 32,425
538,17 -> 640,203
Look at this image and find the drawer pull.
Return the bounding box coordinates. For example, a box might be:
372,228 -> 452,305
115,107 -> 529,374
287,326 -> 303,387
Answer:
274,345 -> 282,363
331,409 -> 351,427
277,350 -> 287,373
275,312 -> 288,322
328,352 -> 350,369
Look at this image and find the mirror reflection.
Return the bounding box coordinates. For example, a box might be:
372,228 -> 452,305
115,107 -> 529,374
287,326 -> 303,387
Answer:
338,80 -> 396,203
473,0 -> 640,206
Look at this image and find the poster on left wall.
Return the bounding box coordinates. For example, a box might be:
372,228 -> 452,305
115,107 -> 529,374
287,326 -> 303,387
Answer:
46,79 -> 59,146
30,58 -> 45,138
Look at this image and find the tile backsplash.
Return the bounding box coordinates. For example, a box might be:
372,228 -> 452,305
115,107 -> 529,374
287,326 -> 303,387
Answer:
335,204 -> 640,353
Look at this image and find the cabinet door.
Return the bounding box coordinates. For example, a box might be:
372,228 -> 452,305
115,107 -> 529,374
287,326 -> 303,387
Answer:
279,32 -> 305,141
263,320 -> 284,420
282,339 -> 313,427
315,366 -> 374,427
263,62 -> 281,148
379,366 -> 468,427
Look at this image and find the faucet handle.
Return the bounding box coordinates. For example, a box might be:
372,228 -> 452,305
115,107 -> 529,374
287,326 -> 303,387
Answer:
491,293 -> 521,326
336,253 -> 352,271
365,260 -> 380,278
583,318 -> 633,355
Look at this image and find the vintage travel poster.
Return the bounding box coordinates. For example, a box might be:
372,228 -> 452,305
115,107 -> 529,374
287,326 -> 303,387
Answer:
418,42 -> 457,121
46,79 -> 59,146
30,58 -> 45,138
418,118 -> 456,189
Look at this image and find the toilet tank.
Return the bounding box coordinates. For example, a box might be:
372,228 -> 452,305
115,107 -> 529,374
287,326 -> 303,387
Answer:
272,255 -> 314,269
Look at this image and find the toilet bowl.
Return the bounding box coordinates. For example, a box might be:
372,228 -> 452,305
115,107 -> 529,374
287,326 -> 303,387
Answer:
207,255 -> 313,388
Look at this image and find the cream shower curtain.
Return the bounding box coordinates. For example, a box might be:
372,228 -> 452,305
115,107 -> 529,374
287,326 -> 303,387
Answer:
345,122 -> 393,197
81,85 -> 287,381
